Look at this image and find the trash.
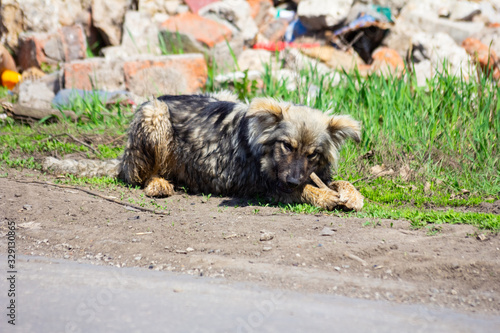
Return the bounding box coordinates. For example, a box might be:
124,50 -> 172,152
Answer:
275,9 -> 295,23
1,69 -> 21,90
284,19 -> 308,42
253,41 -> 320,52
330,5 -> 393,64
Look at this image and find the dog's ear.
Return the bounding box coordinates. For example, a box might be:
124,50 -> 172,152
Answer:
328,115 -> 361,144
246,98 -> 284,126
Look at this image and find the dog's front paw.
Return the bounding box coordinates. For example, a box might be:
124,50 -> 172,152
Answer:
144,176 -> 174,197
328,180 -> 364,211
314,187 -> 347,211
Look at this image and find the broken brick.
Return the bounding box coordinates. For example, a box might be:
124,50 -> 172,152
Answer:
161,12 -> 232,48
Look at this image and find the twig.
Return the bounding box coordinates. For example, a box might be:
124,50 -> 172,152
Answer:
12,179 -> 169,215
344,251 -> 368,266
66,133 -> 100,155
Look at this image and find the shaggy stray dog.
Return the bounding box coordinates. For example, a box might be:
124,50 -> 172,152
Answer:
44,92 -> 363,211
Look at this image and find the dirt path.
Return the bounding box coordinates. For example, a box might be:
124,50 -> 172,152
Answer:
0,172 -> 499,315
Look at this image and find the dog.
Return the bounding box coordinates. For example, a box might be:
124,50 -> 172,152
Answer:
114,91 -> 363,210
43,92 -> 362,210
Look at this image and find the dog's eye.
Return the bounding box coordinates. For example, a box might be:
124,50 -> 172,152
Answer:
282,142 -> 293,152
307,152 -> 318,160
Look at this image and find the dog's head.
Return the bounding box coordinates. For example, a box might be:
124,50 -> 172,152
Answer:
247,98 -> 361,194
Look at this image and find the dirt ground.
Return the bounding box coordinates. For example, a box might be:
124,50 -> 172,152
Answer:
1,169 -> 499,316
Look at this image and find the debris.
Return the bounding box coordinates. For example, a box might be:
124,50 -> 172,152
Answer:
223,233 -> 239,240
331,4 -> 393,64
344,251 -> 368,266
1,70 -> 21,90
23,204 -> 32,211
18,222 -> 41,229
477,234 -> 487,241
262,246 -> 272,251
186,247 -> 195,252
260,230 -> 274,241
320,226 -> 336,236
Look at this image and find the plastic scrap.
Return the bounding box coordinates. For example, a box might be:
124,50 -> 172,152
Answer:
1,70 -> 21,90
285,19 -> 308,42
331,5 -> 393,64
253,41 -> 321,52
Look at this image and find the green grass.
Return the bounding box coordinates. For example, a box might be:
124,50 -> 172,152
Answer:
1,57 -> 499,230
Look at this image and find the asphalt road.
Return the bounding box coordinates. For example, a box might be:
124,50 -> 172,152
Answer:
1,255 -> 499,333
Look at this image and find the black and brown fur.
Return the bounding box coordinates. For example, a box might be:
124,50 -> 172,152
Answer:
117,92 -> 361,210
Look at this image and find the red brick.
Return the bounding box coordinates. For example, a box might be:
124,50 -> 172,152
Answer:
123,54 -> 207,96
18,27 -> 87,71
63,58 -> 125,91
17,33 -> 51,70
184,0 -> 219,13
161,12 -> 232,48
60,25 -> 87,62
462,38 -> 499,72
371,47 -> 405,76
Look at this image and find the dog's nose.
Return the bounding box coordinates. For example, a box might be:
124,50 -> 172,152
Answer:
286,176 -> 300,188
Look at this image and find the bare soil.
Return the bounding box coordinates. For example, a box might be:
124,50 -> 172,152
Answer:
0,169 -> 499,316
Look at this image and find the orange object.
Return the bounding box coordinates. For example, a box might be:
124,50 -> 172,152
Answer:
1,69 -> 21,90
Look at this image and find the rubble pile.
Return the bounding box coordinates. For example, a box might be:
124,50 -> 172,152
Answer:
0,0 -> 499,116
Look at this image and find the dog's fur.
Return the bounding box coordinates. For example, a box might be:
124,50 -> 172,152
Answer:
115,92 -> 361,210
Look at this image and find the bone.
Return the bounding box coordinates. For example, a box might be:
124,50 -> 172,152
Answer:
310,172 -> 329,189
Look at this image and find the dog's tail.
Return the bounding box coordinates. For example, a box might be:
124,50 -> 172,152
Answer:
42,157 -> 120,178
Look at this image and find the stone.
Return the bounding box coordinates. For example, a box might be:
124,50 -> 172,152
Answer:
259,231 -> 274,241
63,58 -> 126,91
123,54 -> 208,96
158,30 -> 207,56
210,35 -> 244,72
258,18 -> 289,43
297,0 -> 354,31
138,0 -> 169,15
18,80 -> 56,109
320,227 -> 335,236
0,44 -> 17,73
199,0 -> 258,43
412,32 -> 472,80
57,0 -> 84,26
18,0 -> 61,33
184,0 -> 219,14
237,49 -> 275,72
300,46 -> 363,72
92,0 -> 130,46
121,11 -> 161,56
164,0 -> 184,15
161,12 -> 232,48
0,1 -> 24,51
397,0 -> 484,44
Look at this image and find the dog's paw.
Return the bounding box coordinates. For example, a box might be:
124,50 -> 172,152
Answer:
144,176 -> 174,197
316,187 -> 346,211
328,180 -> 364,211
